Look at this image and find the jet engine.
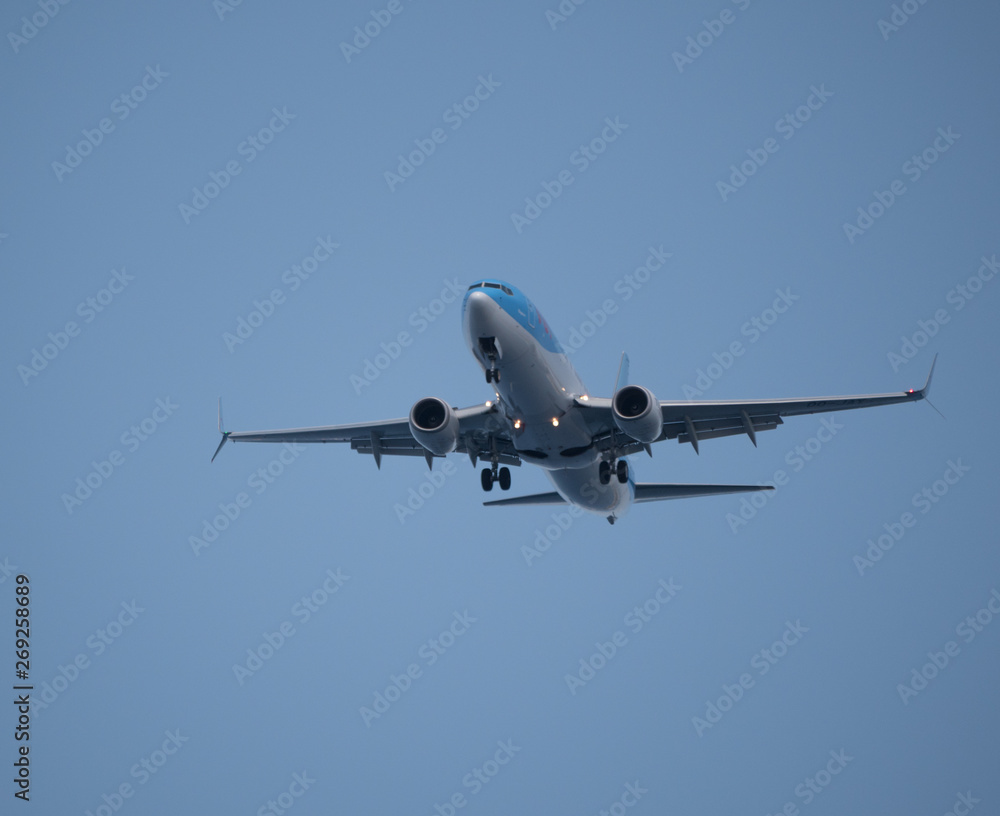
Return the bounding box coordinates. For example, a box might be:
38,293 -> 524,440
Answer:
408,397 -> 460,455
612,385 -> 661,444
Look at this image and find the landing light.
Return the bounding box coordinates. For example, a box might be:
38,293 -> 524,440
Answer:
514,419 -> 522,429
579,395 -> 589,402
485,401 -> 492,407
551,418 -> 559,427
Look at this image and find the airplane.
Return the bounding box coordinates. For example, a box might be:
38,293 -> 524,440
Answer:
212,279 -> 936,524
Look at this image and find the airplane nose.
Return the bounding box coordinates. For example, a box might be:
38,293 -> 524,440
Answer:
463,289 -> 496,333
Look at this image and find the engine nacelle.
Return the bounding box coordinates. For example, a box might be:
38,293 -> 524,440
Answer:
408,397 -> 460,455
612,385 -> 661,444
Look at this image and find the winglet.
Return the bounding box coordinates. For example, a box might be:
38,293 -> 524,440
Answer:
918,353 -> 938,398
211,398 -> 230,462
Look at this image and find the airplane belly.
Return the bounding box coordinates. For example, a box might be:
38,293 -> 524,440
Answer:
512,398 -> 597,469
547,465 -> 633,517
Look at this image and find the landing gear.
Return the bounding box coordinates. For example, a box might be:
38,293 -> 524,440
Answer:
479,337 -> 500,384
599,458 -> 629,485
480,464 -> 511,491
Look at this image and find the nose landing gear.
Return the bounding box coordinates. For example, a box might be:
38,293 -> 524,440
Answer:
478,337 -> 501,383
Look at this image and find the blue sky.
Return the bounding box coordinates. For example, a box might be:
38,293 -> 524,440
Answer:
3,1 -> 999,813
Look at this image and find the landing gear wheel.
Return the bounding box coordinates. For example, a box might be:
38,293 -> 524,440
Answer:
616,459 -> 628,483
498,467 -> 511,491
481,468 -> 494,491
599,460 -> 611,485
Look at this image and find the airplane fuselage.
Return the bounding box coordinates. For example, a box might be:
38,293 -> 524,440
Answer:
462,281 -> 634,520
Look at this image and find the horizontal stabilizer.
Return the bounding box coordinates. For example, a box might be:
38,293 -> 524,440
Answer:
483,491 -> 568,507
633,483 -> 773,503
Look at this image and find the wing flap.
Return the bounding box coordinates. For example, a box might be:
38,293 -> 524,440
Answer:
669,415 -> 782,446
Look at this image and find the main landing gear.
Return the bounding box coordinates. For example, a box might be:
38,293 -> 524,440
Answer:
599,459 -> 629,485
481,464 -> 511,491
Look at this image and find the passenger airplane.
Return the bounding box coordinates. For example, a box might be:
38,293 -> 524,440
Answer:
213,280 -> 935,524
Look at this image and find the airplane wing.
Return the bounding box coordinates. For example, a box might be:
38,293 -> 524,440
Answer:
575,356 -> 936,455
211,401 -> 520,468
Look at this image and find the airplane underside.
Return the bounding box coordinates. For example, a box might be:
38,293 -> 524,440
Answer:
212,278 -> 933,524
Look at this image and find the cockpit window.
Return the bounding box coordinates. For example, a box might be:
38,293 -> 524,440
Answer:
468,281 -> 513,295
